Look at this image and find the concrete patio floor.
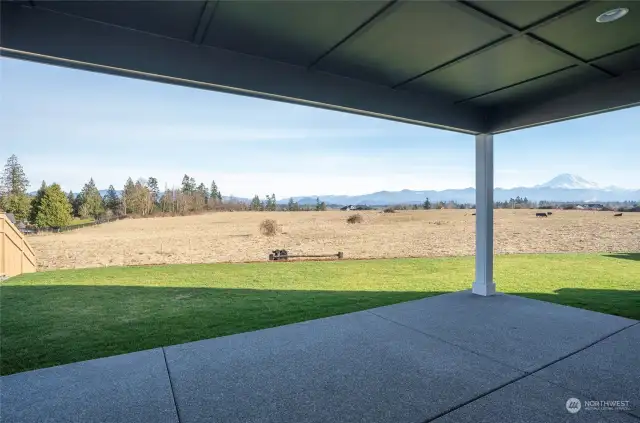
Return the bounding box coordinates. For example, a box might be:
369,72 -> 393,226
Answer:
1,290 -> 638,423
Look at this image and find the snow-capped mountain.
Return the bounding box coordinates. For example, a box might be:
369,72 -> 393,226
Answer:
535,174 -> 602,190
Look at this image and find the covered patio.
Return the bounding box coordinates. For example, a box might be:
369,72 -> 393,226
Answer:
1,0 -> 639,421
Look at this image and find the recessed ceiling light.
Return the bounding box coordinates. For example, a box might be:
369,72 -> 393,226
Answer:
596,7 -> 629,23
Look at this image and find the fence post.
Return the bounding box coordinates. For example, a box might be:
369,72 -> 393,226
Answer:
1,217 -> 5,275
20,235 -> 24,274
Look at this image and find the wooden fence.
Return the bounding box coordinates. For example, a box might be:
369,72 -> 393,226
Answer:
1,213 -> 36,278
24,216 -> 125,235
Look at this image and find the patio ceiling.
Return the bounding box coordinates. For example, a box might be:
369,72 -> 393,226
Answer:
1,0 -> 639,134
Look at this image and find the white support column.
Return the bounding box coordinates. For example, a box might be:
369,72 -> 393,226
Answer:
473,133 -> 496,296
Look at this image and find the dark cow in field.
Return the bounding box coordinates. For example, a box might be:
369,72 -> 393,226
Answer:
536,212 -> 548,217
614,213 -> 623,217
546,212 -> 552,215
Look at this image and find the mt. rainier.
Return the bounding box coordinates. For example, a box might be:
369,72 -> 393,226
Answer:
535,174 -> 602,190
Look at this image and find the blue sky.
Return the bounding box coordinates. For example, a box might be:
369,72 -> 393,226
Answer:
1,57 -> 638,198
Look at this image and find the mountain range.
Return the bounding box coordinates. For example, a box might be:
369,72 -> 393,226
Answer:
279,174 -> 640,206
43,174 -> 638,206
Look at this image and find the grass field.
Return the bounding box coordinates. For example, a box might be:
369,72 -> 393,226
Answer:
1,253 -> 638,375
28,209 -> 640,270
67,218 -> 95,226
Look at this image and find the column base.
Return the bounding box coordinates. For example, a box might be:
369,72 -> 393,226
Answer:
472,281 -> 497,296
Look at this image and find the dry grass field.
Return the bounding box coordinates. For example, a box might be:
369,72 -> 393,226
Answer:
29,209 -> 640,270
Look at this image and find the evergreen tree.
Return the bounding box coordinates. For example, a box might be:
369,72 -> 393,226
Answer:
29,181 -> 47,223
1,154 -> 29,195
33,183 -> 72,228
210,181 -> 218,201
0,155 -> 31,221
182,174 -> 196,194
79,178 -> 104,218
72,192 -> 84,217
104,185 -> 120,213
423,197 -> 431,210
197,183 -> 209,199
181,175 -> 190,194
210,180 -> 222,203
147,177 -> 160,205
264,193 -> 277,211
250,195 -> 261,211
315,197 -> 326,211
122,177 -> 136,215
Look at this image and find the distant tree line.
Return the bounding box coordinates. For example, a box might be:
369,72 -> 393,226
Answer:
495,196 -> 535,209
65,174 -> 235,222
0,155 -> 238,228
3,154 -> 639,228
537,200 -> 640,212
0,155 -> 334,228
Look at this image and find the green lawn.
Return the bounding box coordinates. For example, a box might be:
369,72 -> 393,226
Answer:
1,253 -> 638,375
67,218 -> 95,226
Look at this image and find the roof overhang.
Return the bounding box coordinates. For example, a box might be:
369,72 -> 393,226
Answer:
1,0 -> 639,134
